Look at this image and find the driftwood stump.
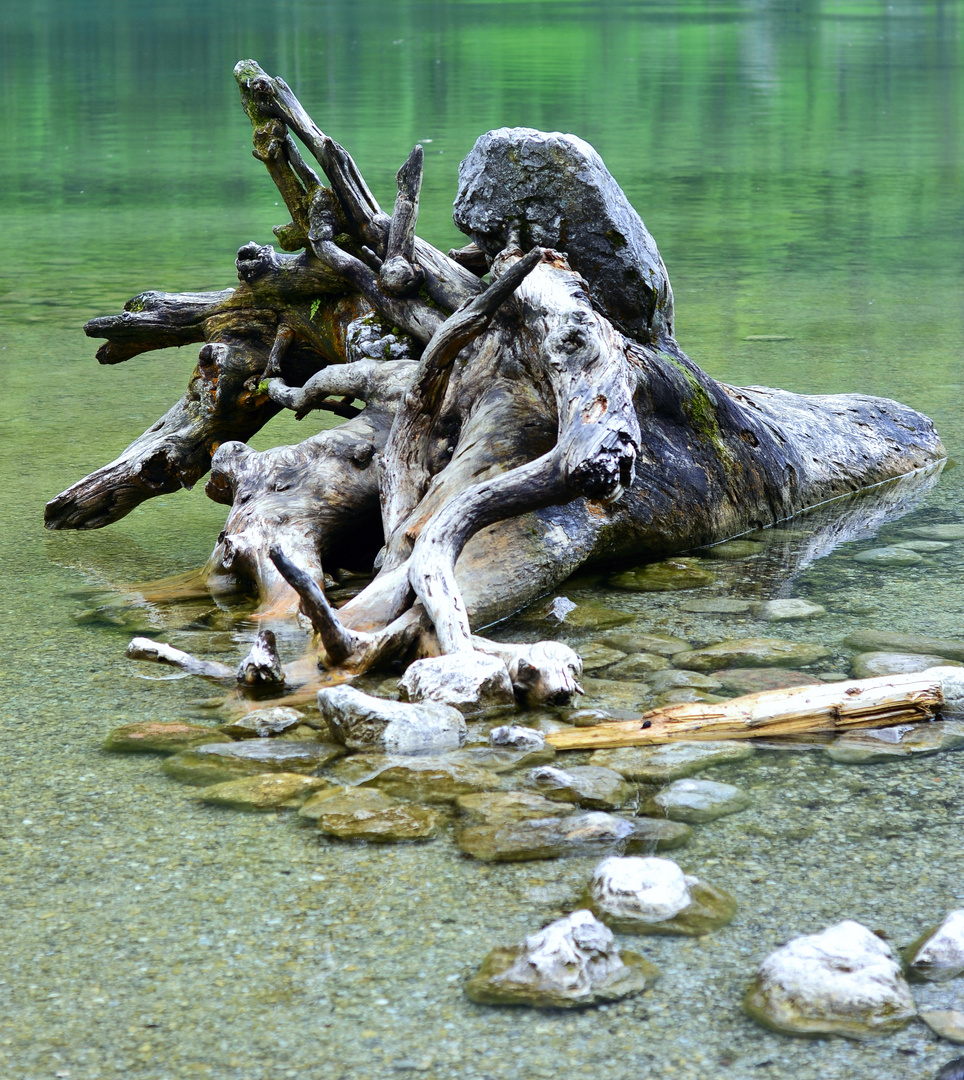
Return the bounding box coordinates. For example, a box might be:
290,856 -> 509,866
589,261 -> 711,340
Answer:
46,61 -> 945,704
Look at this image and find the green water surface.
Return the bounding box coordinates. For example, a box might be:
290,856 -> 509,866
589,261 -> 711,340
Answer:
3,3 -> 964,1078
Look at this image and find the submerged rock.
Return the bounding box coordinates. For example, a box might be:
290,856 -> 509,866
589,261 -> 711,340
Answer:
464,909 -> 659,1008
527,764 -> 634,810
357,756 -> 499,804
904,910 -> 964,982
602,652 -> 671,680
906,524 -> 964,541
580,676 -> 654,712
456,811 -> 690,862
455,790 -> 578,827
609,559 -> 715,592
318,685 -> 466,754
853,546 -> 923,567
579,644 -> 628,672
300,785 -> 440,842
655,689 -> 727,705
744,920 -> 916,1039
584,856 -> 736,935
849,651 -> 963,679
396,653 -> 515,714
217,706 -> 307,739
642,778 -> 750,823
754,598 -> 826,621
531,598 -> 633,630
702,539 -> 765,560
712,667 -> 825,694
596,632 -> 691,656
678,598 -> 754,615
456,744 -> 556,773
844,629 -> 964,664
648,669 -> 724,693
163,740 -> 346,786
827,721 -> 964,764
590,742 -> 754,783
197,773 -> 330,810
103,721 -> 223,754
891,539 -> 952,552
674,638 -> 831,672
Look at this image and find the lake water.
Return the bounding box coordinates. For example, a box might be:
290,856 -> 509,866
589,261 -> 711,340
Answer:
3,2 -> 964,1077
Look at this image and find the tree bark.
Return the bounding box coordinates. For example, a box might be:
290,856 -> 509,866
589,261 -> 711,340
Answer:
48,60 -> 946,701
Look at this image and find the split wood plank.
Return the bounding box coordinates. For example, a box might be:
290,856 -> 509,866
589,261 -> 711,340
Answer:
546,671 -> 945,750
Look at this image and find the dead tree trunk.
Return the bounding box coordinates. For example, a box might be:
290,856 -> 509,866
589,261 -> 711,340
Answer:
45,61 -> 946,702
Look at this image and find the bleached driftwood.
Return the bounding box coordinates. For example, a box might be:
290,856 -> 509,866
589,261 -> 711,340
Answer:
546,670 -> 953,750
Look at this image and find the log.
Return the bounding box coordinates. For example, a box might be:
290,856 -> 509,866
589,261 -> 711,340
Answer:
545,671 -> 950,750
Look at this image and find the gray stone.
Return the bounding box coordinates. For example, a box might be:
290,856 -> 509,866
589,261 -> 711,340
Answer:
609,559 -> 715,592
852,546 -> 923,566
712,667 -> 826,694
844,629 -> 964,663
674,638 -> 831,672
457,811 -> 637,862
217,706 -> 306,739
648,669 -> 724,693
545,596 -> 577,621
580,677 -> 654,712
527,764 -> 634,810
596,632 -> 691,656
528,598 -> 633,631
904,910 -> 964,982
849,651 -> 963,679
489,725 -> 546,752
754,598 -> 826,621
906,523 -> 964,541
601,652 -> 671,680
590,742 -> 754,784
567,708 -> 619,727
826,721 -> 964,764
744,920 -> 916,1039
318,685 -> 466,755
642,778 -> 750,823
584,856 -> 736,935
454,744 -> 556,773
396,653 -> 514,714
920,1010 -> 964,1043
678,598 -> 754,614
454,128 -> 674,344
299,786 -> 441,842
464,909 -> 660,1008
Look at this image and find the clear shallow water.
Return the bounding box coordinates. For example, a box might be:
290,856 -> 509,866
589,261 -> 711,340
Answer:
3,2 -> 964,1077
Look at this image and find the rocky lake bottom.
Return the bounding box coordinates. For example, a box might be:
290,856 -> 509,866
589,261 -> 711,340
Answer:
6,479 -> 964,1080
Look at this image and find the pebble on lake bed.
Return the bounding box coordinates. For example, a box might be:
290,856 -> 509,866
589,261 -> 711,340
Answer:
103,721 -> 224,754
583,855 -> 736,935
464,909 -> 659,1008
904,910 -> 964,982
744,920 -> 916,1039
852,546 -> 923,566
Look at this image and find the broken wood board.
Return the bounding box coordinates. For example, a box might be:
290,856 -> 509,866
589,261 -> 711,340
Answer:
547,671 -> 945,750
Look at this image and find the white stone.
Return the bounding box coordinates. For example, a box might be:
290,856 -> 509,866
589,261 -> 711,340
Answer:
934,666 -> 964,718
397,652 -> 515,713
589,856 -> 696,923
746,920 -> 916,1038
317,685 -> 466,755
647,778 -> 750,823
907,910 -> 964,982
489,725 -> 546,751
496,910 -> 627,997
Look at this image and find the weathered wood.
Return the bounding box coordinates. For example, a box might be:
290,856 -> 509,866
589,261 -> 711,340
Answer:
126,637 -> 235,681
545,672 -> 947,750
48,62 -> 948,701
236,629 -> 285,688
